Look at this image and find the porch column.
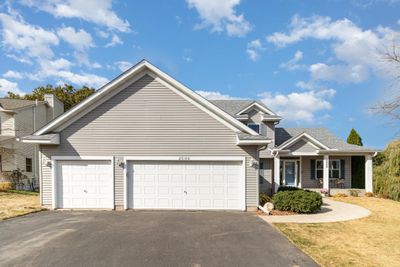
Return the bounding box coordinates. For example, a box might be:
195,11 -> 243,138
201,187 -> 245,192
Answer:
274,156 -> 280,193
323,155 -> 329,189
365,154 -> 373,192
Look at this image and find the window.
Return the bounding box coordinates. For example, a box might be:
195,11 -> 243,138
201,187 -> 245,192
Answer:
259,161 -> 264,184
315,159 -> 341,179
247,123 -> 260,133
26,158 -> 32,172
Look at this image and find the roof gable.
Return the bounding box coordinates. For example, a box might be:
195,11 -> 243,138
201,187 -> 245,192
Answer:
277,132 -> 330,150
34,60 -> 259,136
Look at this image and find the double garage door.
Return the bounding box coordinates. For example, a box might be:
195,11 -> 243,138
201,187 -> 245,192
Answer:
56,159 -> 244,210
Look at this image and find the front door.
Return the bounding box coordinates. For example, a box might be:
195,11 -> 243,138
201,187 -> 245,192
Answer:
284,161 -> 297,186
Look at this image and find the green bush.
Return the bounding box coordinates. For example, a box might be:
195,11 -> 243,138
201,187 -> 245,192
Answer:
277,186 -> 302,192
259,192 -> 272,206
272,189 -> 323,213
348,189 -> 360,197
374,140 -> 400,201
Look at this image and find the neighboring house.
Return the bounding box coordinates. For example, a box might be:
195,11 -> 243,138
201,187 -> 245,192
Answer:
0,95 -> 63,188
20,60 -> 377,211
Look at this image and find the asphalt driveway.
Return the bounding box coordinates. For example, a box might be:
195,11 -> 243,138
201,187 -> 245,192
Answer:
0,211 -> 317,267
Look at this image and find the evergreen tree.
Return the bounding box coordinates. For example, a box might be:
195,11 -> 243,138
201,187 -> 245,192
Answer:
347,128 -> 363,146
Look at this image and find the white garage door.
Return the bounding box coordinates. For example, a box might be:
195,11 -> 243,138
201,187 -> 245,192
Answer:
127,161 -> 244,210
56,160 -> 113,209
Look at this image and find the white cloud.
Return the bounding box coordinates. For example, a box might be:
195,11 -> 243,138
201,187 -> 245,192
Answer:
280,50 -> 304,71
267,15 -> 400,83
57,26 -> 94,51
296,80 -> 314,90
0,13 -> 59,59
259,89 -> 335,121
3,70 -> 23,79
0,78 -> 22,95
105,34 -> 123,47
279,50 -> 305,71
186,0 -> 252,37
309,63 -> 369,83
196,90 -> 243,100
115,61 -> 132,72
21,58 -> 109,88
246,39 -> 265,61
20,0 -> 130,32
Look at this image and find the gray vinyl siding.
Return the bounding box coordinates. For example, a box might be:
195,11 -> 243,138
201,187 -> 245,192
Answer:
40,74 -> 259,208
287,139 -> 317,153
301,156 -> 352,188
259,158 -> 273,195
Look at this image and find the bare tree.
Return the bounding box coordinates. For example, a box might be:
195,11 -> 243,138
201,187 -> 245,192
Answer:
373,43 -> 400,121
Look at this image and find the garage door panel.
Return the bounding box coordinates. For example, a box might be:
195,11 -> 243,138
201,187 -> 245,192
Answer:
129,160 -> 243,210
56,160 -> 113,209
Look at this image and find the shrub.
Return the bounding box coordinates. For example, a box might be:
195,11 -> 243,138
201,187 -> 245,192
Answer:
349,189 -> 360,197
364,192 -> 374,197
332,193 -> 348,198
374,140 -> 400,201
272,190 -> 323,213
277,186 -> 302,192
2,169 -> 27,190
0,182 -> 12,191
259,192 -> 272,206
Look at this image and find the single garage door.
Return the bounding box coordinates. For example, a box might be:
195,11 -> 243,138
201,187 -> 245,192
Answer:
127,161 -> 244,210
56,160 -> 113,209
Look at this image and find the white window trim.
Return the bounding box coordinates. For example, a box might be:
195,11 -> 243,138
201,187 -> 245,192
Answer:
315,159 -> 341,179
123,156 -> 246,211
51,156 -> 114,210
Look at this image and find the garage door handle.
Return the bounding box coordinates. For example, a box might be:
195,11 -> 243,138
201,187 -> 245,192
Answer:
84,190 -> 87,193
184,190 -> 187,194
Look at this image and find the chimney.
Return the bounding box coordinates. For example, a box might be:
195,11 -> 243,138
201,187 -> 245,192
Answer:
44,94 -> 64,119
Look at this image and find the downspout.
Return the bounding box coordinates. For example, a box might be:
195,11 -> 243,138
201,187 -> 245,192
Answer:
256,144 -> 268,209
33,100 -> 38,189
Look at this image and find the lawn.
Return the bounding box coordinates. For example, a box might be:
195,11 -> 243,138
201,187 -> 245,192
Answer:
0,191 -> 43,220
274,197 -> 400,267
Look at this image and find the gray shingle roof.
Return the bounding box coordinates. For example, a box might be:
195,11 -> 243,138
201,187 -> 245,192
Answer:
237,132 -> 270,141
0,99 -> 46,110
275,127 -> 375,152
209,100 -> 272,116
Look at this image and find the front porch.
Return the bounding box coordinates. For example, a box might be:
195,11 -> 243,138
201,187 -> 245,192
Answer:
264,153 -> 374,194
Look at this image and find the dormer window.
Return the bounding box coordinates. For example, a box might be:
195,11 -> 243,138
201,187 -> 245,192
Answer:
247,123 -> 260,133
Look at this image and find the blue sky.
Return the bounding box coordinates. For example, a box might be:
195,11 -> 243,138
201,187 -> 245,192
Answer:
0,0 -> 399,148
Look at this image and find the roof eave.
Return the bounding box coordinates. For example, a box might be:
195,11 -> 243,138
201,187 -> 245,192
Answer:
17,134 -> 60,145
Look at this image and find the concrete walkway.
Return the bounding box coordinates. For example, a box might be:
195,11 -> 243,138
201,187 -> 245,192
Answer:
260,198 -> 371,224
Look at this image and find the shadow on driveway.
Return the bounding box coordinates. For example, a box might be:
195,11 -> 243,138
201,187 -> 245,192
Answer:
0,211 -> 318,267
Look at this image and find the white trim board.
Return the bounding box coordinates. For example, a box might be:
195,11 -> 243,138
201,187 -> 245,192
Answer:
236,102 -> 276,116
277,132 -> 331,151
51,156 -> 114,210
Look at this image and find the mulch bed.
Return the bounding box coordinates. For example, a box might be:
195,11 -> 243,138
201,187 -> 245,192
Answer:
269,210 -> 299,216
257,210 -> 299,216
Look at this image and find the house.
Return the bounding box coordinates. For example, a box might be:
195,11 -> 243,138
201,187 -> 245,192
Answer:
20,60 -> 377,210
0,95 -> 63,188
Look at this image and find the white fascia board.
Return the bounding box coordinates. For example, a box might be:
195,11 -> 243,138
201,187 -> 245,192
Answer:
236,102 -> 276,116
278,133 -> 330,150
18,134 -> 60,144
236,139 -> 271,146
35,60 -> 258,136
